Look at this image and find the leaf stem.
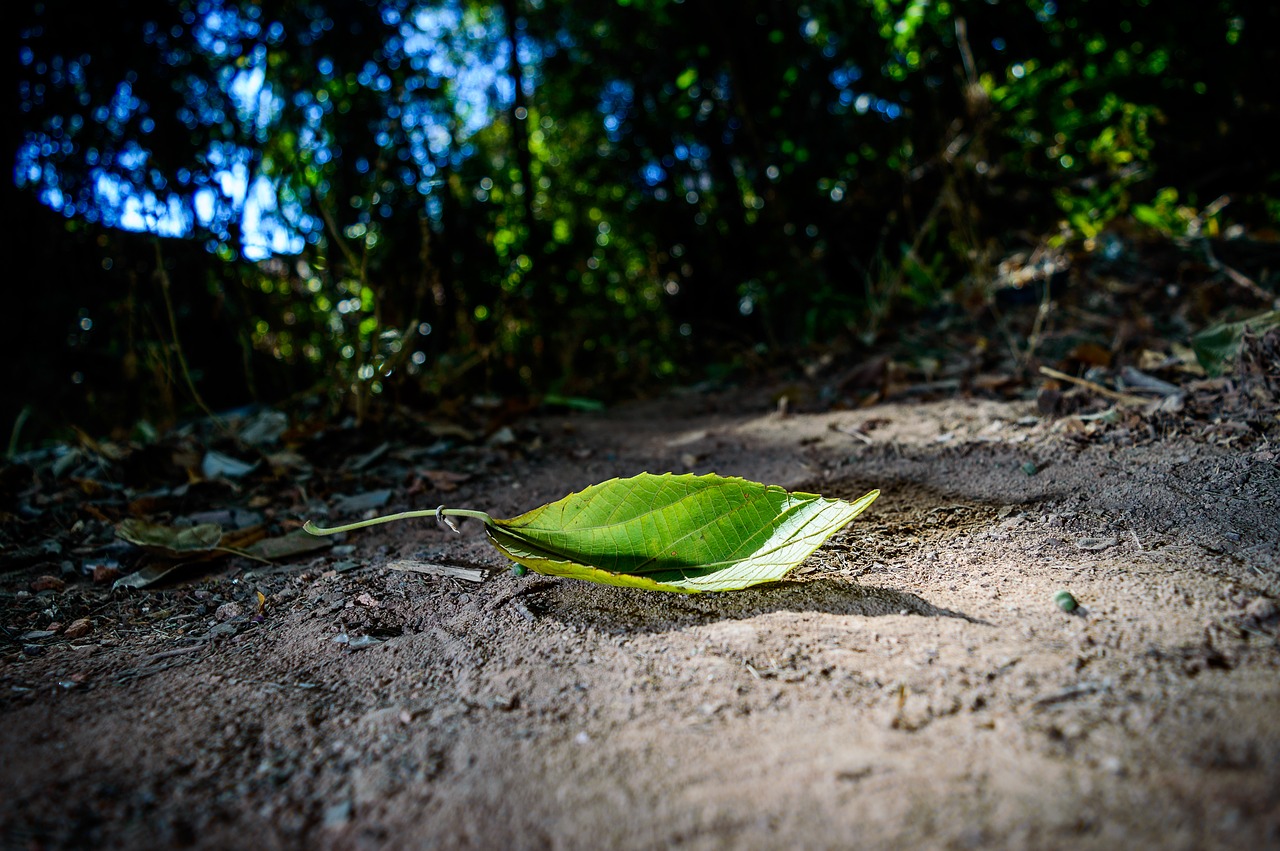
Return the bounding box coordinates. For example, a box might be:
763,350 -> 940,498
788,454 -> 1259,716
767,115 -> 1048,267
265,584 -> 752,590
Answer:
303,508 -> 492,536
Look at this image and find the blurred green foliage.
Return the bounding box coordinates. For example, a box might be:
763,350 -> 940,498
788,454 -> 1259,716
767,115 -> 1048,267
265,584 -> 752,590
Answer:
10,0 -> 1279,436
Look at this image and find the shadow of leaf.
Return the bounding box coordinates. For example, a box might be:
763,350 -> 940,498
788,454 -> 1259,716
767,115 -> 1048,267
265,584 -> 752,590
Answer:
528,577 -> 986,636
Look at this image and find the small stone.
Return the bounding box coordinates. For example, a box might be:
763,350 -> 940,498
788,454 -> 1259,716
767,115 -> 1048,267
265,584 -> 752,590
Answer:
487,426 -> 517,446
30,575 -> 65,593
92,564 -> 122,583
1244,597 -> 1278,624
322,800 -> 352,828
1101,755 -> 1125,775
209,621 -> 240,638
1021,461 -> 1039,476
63,618 -> 93,640
1054,590 -> 1079,613
215,602 -> 243,622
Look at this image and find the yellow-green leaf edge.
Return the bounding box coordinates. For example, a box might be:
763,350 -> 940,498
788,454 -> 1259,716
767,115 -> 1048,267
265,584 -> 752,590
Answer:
484,472 -> 879,593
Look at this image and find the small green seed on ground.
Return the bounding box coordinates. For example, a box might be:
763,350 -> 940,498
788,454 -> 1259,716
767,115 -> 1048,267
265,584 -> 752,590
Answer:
1054,589 -> 1078,612
1021,461 -> 1039,476
511,564 -> 528,577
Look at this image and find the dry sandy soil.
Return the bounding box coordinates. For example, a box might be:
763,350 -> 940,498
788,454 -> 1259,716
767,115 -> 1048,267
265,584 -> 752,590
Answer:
2,390 -> 1278,849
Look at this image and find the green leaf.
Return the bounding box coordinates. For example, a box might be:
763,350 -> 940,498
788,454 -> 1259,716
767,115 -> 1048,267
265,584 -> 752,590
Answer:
306,473 -> 879,593
1192,310 -> 1280,376
484,473 -> 878,593
541,393 -> 606,412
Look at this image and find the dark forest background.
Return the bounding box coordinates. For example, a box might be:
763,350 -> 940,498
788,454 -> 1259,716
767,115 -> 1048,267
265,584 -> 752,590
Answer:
9,0 -> 1279,444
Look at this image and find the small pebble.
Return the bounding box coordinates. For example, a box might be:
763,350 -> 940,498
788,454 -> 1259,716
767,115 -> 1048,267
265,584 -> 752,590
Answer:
511,564 -> 528,577
63,618 -> 93,640
1054,590 -> 1078,613
215,602 -> 243,622
1021,461 -> 1038,476
1244,597 -> 1277,623
30,575 -> 65,593
92,564 -> 122,584
323,800 -> 352,828
208,622 -> 240,638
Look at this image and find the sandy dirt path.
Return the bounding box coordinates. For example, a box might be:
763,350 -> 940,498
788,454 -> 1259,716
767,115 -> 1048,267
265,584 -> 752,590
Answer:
2,394 -> 1278,849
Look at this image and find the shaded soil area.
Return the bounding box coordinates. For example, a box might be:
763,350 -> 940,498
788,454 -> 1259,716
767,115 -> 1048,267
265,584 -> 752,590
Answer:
2,388 -> 1279,849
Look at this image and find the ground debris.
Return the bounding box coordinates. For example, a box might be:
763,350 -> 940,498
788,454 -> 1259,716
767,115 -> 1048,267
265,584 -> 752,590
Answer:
2,372 -> 1278,850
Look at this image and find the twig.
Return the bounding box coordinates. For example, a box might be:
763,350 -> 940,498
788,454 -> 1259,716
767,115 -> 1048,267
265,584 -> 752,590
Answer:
829,423 -> 873,444
991,276 -> 1055,370
1201,238 -> 1272,303
315,196 -> 362,273
153,241 -> 222,427
388,561 -> 488,583
211,546 -> 275,566
1038,366 -> 1151,406
1184,195 -> 1272,302
955,18 -> 978,86
1032,680 -> 1106,708
6,405 -> 31,459
1025,275 -> 1055,364
144,643 -> 210,662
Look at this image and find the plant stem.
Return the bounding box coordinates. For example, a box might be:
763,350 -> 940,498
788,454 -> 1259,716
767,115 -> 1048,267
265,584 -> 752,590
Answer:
7,405 -> 31,459
303,508 -> 493,536
154,240 -> 220,427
